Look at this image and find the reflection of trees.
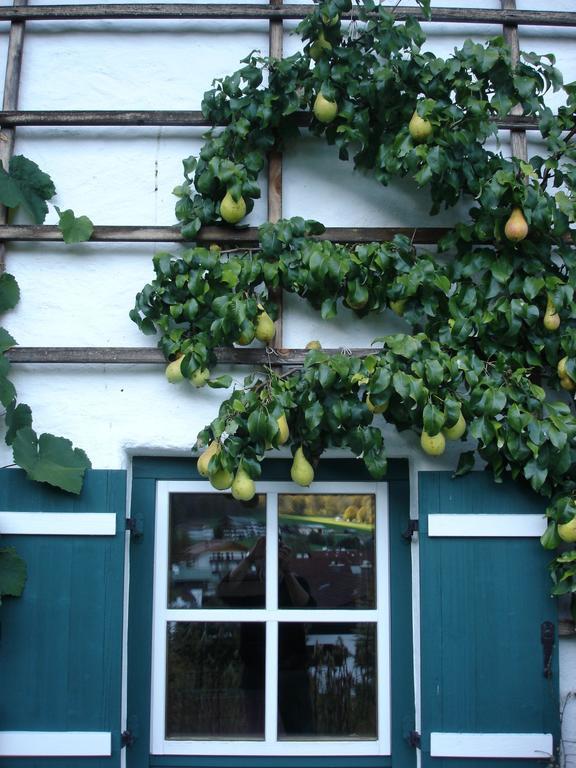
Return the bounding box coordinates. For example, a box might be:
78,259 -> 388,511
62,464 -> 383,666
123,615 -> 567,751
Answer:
166,622 -> 247,738
279,495 -> 375,526
308,626 -> 376,738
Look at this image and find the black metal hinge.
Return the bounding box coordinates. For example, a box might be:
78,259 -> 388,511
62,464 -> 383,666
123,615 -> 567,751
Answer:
125,515 -> 143,537
541,621 -> 555,679
408,730 -> 421,749
402,519 -> 419,541
121,729 -> 135,748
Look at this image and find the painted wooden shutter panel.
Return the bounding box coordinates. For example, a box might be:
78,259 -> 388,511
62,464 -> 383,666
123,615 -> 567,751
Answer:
419,471 -> 559,767
0,469 -> 126,767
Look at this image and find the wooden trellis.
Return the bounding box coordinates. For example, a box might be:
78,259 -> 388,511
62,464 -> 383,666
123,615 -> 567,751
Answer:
0,0 -> 575,371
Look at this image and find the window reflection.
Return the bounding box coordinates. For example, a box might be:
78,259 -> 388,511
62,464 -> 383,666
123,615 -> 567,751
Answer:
278,495 -> 376,609
166,622 -> 265,740
278,623 -> 377,740
168,493 -> 266,608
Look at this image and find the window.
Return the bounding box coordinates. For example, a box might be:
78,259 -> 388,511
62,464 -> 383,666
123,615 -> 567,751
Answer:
150,480 -> 391,757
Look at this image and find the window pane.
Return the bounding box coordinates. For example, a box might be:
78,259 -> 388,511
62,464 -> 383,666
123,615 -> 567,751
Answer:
166,622 -> 265,740
168,493 -> 266,608
278,623 -> 377,740
278,494 -> 376,609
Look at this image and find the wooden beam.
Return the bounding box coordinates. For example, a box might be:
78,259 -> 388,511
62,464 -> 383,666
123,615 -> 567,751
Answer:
502,0 -> 528,163
0,5 -> 574,26
5,346 -> 376,365
0,224 -> 452,243
0,110 -> 542,129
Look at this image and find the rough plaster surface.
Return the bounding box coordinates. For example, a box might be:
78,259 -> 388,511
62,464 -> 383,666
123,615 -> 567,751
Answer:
1,1 -> 576,758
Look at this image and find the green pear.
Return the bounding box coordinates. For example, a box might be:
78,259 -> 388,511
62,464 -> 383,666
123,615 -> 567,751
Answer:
420,430 -> 446,456
197,441 -> 220,477
366,394 -> 387,414
443,413 -> 467,440
305,340 -> 322,350
309,31 -> 332,61
504,207 -> 528,243
231,467 -> 256,501
290,446 -> 314,487
543,295 -> 560,331
255,311 -> 276,344
220,191 -> 247,224
277,413 -> 290,445
165,355 -> 185,383
313,93 -> 338,124
389,299 -> 406,316
209,467 -> 234,490
190,367 -> 210,388
558,515 -> 576,543
408,110 -> 433,143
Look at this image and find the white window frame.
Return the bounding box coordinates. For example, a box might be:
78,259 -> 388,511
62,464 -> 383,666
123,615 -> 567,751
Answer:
151,480 -> 391,757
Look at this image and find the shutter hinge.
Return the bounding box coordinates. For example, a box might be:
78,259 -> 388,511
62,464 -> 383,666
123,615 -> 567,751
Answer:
408,730 -> 421,749
402,519 -> 419,541
121,729 -> 136,748
541,620 -> 555,679
125,515 -> 143,537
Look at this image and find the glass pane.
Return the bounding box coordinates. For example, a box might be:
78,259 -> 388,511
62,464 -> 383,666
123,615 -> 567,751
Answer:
168,493 -> 266,608
278,623 -> 377,740
278,494 -> 376,609
166,621 -> 265,740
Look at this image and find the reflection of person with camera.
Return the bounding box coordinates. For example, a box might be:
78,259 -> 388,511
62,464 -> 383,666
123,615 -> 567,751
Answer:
217,536 -> 316,737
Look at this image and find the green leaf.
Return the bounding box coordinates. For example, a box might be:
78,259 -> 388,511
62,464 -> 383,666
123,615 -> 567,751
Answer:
0,547 -> 27,598
207,375 -> 233,389
12,428 -> 91,494
0,327 -> 16,353
4,401 -> 32,445
453,451 -> 475,478
2,155 -> 56,224
423,403 -> 445,436
56,208 -> 94,244
0,274 -> 20,314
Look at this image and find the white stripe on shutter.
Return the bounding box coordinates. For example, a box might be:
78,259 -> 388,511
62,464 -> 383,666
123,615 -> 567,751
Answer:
428,514 -> 546,538
0,512 -> 116,535
0,731 -> 112,756
430,732 -> 553,759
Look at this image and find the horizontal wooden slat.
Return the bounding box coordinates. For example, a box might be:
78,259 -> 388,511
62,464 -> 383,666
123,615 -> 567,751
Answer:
5,347 -> 375,365
428,513 -> 546,538
430,732 -> 553,759
0,224 -> 451,243
0,731 -> 112,757
0,110 -> 540,130
0,4 -> 574,26
0,511 -> 116,535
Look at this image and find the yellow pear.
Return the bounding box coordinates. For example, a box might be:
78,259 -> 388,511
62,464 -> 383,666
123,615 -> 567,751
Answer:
197,440 -> 220,477
220,191 -> 247,224
443,413 -> 467,440
543,296 -> 560,331
560,376 -> 576,392
558,515 -> 576,543
366,394 -> 387,414
313,93 -> 338,124
255,311 -> 276,344
165,355 -> 185,383
420,430 -> 446,456
277,413 -> 290,445
290,446 -> 314,487
231,467 -> 256,501
209,467 -> 234,490
408,110 -> 433,143
305,340 -> 322,350
558,356 -> 569,378
504,207 -> 528,243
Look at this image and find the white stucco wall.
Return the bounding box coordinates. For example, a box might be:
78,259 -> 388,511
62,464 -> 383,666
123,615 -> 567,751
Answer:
1,0 -> 576,760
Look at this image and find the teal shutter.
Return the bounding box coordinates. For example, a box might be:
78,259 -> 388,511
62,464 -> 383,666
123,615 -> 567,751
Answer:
419,472 -> 559,767
0,469 -> 126,767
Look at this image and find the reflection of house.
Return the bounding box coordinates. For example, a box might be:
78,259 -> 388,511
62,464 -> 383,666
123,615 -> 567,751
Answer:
222,515 -> 266,540
170,540 -> 248,608
290,549 -> 374,609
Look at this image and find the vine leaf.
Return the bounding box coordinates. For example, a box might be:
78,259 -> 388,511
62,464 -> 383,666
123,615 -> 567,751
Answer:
0,327 -> 16,353
0,547 -> 27,601
0,155 -> 56,224
56,207 -> 94,244
4,402 -> 33,446
12,427 -> 92,495
0,274 -> 20,314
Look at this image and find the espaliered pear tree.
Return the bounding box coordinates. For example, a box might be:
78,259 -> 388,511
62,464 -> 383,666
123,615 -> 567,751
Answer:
132,0 -> 576,600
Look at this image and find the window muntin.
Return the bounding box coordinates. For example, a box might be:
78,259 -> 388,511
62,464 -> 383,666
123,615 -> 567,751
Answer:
152,481 -> 390,757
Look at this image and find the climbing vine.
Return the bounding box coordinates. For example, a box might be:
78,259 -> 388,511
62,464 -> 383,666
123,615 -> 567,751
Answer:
135,0 -> 575,598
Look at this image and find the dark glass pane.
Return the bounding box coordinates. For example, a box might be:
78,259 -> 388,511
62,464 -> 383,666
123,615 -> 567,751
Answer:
278,494 -> 376,609
168,493 -> 266,608
278,623 -> 377,740
166,622 -> 265,740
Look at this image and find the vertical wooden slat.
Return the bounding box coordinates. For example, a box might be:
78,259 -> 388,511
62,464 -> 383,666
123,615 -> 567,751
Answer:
268,0 -> 284,348
0,0 -> 28,272
501,0 -> 528,162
